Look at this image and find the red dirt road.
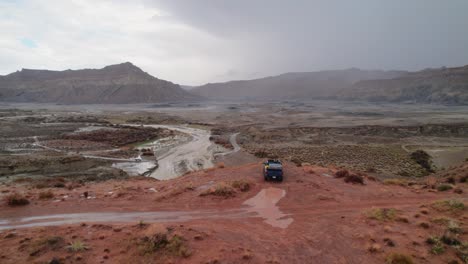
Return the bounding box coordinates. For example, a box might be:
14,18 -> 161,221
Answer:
0,163 -> 466,263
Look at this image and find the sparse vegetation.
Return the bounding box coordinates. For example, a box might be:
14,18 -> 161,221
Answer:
138,220 -> 147,228
418,221 -> 430,229
200,183 -> 236,197
30,236 -> 65,257
432,199 -> 465,212
253,150 -> 269,158
437,184 -> 453,192
38,190 -> 54,200
426,236 -> 445,255
447,220 -> 462,234
344,174 -> 364,184
67,240 -> 89,252
140,232 -> 191,258
6,193 -> 29,206
385,252 -> 414,264
384,179 -> 407,186
231,180 -> 251,192
335,169 -> 349,178
410,150 -> 434,173
365,208 -> 397,221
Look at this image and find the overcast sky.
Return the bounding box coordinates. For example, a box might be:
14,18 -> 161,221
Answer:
1,0 -> 468,85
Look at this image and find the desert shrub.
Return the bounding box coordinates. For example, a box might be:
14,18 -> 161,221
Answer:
366,208 -> 397,221
441,234 -> 461,246
231,180 -> 250,192
460,175 -> 467,183
447,220 -> 462,234
290,158 -> 302,167
140,233 -> 190,258
437,184 -> 453,192
253,151 -> 269,158
432,199 -> 465,212
67,240 -> 89,252
166,235 -> 191,257
335,169 -> 349,178
384,179 -> 407,186
344,174 -> 364,184
30,236 -> 65,256
455,242 -> 468,263
418,222 -> 430,229
426,236 -> 445,255
200,184 -> 236,197
6,193 -> 29,206
410,150 -> 434,173
385,253 -> 414,264
38,190 -> 54,200
445,177 -> 456,184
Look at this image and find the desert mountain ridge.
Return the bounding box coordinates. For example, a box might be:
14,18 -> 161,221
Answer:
1,63 -> 467,105
192,65 -> 468,105
0,62 -> 200,104
191,68 -> 406,100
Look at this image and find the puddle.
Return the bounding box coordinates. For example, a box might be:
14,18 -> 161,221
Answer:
243,187 -> 293,229
0,209 -> 248,231
0,188 -> 294,231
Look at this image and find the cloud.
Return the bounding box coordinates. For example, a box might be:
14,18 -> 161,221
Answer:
1,0 -> 468,85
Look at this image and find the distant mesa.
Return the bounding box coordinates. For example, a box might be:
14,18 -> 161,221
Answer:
0,62 -> 201,104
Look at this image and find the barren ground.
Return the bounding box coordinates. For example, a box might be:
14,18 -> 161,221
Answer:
0,102 -> 467,263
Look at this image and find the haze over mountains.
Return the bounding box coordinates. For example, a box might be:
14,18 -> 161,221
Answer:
0,62 -> 198,104
0,62 -> 467,105
341,65 -> 468,105
192,66 -> 468,105
191,69 -> 405,100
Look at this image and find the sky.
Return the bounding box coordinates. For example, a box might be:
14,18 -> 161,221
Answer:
1,0 -> 468,85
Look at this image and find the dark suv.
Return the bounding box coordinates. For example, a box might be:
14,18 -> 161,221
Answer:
263,159 -> 283,182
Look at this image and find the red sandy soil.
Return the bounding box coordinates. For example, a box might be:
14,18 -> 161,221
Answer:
0,163 -> 466,264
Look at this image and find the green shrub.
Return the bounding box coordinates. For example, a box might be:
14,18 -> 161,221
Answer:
436,184 -> 453,192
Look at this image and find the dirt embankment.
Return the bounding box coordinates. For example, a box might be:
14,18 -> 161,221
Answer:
0,162 -> 466,263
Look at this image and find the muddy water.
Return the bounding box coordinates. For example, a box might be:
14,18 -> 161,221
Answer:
243,187 -> 293,229
112,161 -> 157,176
144,125 -> 215,180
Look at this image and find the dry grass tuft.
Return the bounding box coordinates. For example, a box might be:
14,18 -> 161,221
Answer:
231,180 -> 251,192
432,199 -> 465,213
200,183 -> 236,198
140,232 -> 191,258
365,208 -> 398,221
385,253 -> 414,264
38,190 -> 54,200
384,179 -> 408,186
